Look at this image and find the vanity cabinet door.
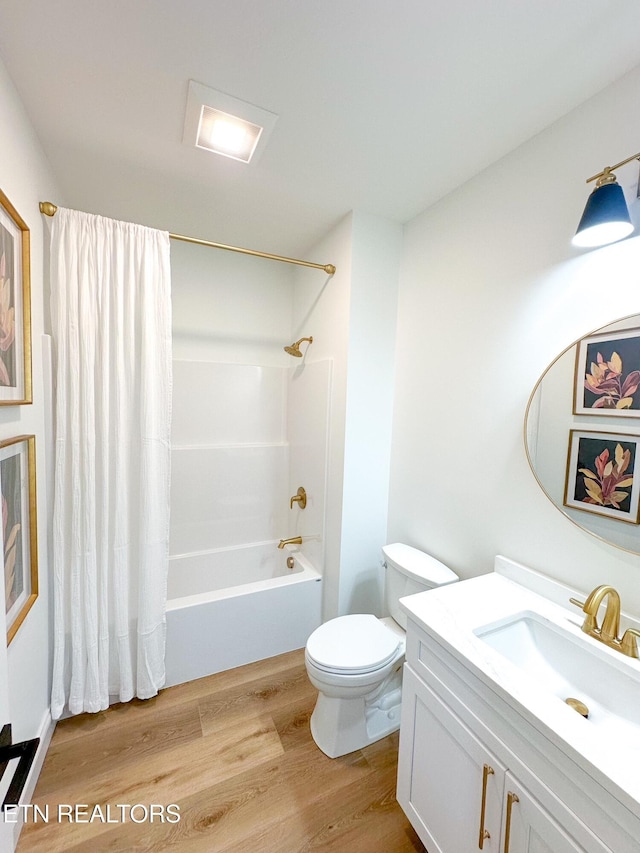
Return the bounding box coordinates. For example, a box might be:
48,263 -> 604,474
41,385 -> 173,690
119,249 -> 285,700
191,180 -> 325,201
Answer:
501,774 -> 598,853
398,664 -> 506,853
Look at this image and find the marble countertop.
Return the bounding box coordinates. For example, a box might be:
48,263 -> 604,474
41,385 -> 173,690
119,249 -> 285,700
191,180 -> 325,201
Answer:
399,556 -> 640,813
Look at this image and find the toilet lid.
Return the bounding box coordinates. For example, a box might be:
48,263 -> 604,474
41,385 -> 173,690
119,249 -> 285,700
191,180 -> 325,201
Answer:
306,614 -> 403,674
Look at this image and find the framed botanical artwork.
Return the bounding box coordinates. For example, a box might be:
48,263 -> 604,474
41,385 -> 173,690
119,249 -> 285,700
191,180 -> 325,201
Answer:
564,429 -> 640,523
573,327 -> 640,417
0,190 -> 32,405
1,436 -> 38,643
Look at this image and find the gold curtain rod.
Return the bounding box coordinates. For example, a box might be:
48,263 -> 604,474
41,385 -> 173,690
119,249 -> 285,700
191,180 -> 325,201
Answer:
39,202 -> 336,275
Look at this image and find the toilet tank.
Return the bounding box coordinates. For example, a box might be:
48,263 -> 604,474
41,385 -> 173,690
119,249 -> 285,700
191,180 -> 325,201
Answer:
382,543 -> 458,629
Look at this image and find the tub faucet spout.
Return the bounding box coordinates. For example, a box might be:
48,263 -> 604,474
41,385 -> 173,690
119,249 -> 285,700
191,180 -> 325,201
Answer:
278,536 -> 302,549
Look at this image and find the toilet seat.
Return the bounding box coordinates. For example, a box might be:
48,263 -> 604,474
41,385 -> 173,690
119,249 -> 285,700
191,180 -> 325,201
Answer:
306,614 -> 403,675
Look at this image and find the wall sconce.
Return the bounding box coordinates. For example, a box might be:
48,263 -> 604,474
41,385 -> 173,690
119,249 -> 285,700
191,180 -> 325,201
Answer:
572,152 -> 640,248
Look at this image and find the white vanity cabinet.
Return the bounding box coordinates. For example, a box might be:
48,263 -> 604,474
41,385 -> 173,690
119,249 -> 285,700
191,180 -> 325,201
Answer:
399,664 -> 505,852
397,613 -> 633,853
399,665 -> 593,853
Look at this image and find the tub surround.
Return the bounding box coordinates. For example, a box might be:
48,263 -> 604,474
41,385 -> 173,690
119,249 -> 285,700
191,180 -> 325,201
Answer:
397,556 -> 640,852
166,357 -> 329,686
170,360 -> 291,555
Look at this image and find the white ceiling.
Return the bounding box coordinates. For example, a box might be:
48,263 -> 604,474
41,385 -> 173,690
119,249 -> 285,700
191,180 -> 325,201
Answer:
2,1 -> 640,258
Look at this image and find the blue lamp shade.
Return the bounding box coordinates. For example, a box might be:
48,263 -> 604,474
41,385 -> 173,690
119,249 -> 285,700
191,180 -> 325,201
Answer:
572,180 -> 634,248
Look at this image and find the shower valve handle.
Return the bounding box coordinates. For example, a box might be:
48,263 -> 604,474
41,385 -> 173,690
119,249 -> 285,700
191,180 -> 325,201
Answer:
290,487 -> 307,509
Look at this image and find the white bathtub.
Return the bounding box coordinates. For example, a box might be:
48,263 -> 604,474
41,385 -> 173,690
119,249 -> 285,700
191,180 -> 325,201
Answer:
164,543 -> 322,687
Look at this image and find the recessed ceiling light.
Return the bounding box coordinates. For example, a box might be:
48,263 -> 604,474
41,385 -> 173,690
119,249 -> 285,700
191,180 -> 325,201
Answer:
196,106 -> 262,163
184,80 -> 278,165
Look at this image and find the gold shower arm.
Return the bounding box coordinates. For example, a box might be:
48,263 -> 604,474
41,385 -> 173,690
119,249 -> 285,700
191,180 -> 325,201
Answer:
39,202 -> 336,275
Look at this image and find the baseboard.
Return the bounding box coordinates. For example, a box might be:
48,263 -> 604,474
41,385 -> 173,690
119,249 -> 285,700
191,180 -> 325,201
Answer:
10,709 -> 55,850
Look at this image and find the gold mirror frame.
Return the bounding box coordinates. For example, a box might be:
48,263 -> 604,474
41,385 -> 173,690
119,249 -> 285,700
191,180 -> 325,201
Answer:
524,313 -> 640,556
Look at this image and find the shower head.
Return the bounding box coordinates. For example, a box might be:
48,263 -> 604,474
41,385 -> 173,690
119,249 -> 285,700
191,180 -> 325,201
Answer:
284,336 -> 313,357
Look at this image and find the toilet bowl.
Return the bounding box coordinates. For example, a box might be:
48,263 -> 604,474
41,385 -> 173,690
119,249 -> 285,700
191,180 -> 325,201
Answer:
305,544 -> 458,758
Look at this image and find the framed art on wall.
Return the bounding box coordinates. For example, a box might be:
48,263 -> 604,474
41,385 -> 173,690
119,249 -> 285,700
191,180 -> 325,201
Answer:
573,327 -> 640,416
0,190 -> 32,405
564,429 -> 640,523
1,435 -> 38,643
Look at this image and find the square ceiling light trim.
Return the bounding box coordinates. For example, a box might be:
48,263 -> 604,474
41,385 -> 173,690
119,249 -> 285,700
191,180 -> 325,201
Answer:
184,80 -> 278,165
197,106 -> 262,162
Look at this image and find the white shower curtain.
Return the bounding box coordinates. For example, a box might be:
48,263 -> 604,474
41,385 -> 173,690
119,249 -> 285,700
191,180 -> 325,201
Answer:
49,208 -> 172,719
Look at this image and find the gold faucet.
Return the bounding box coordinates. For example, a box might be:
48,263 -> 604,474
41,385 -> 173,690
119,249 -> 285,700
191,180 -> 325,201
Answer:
572,585 -> 620,642
277,536 -> 302,549
570,585 -> 640,658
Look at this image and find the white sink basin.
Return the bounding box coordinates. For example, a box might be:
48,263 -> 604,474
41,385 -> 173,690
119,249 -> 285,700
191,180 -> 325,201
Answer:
474,610 -> 640,740
400,562 -> 640,807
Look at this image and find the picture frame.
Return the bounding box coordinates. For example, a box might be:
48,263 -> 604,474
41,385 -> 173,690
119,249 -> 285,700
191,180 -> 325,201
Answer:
1,436 -> 38,643
0,190 -> 32,405
564,429 -> 640,524
573,327 -> 640,417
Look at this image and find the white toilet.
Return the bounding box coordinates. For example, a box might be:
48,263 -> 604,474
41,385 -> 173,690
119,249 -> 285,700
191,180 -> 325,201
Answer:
304,543 -> 458,758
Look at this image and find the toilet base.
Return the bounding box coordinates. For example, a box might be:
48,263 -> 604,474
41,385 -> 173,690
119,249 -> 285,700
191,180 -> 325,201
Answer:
309,670 -> 403,758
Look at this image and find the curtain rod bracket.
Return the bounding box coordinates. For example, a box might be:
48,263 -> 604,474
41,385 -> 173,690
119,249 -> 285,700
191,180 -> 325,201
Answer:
39,201 -> 58,217
39,201 -> 336,275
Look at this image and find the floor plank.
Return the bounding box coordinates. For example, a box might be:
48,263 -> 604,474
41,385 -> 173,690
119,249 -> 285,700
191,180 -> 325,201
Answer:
197,663 -> 313,736
21,714 -> 284,853
50,649 -> 304,747
34,699 -> 203,798
58,740 -> 374,852
17,649 -> 425,853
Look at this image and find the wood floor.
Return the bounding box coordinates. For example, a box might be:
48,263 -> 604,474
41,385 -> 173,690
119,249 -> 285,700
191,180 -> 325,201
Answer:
17,649 -> 426,852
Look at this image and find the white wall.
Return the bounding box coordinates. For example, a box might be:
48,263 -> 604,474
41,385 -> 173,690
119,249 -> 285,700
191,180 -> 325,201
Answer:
293,211 -> 401,619
0,55 -> 60,849
389,62 -> 640,616
339,213 -> 402,615
171,238 -> 294,365
0,56 -> 58,744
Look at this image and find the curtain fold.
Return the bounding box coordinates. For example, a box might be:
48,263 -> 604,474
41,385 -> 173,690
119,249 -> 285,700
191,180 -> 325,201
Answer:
49,208 -> 172,719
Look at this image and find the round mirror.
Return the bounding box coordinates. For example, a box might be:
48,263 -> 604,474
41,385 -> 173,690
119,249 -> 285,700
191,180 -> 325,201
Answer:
525,314 -> 640,554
